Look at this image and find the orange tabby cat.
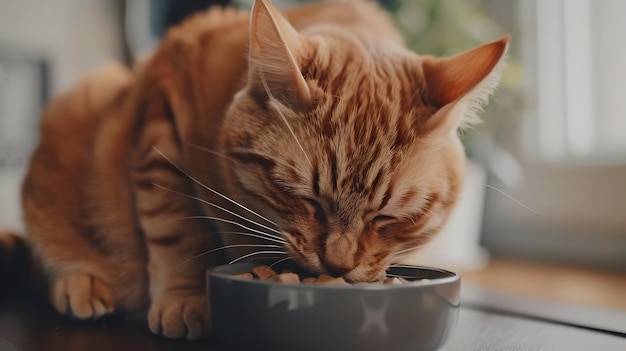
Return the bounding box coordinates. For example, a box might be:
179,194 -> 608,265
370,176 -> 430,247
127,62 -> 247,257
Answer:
12,0 -> 507,340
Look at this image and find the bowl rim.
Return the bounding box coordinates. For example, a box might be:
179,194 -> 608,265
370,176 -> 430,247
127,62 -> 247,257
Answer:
208,262 -> 460,291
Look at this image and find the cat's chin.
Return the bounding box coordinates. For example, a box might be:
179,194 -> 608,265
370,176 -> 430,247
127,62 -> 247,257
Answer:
289,253 -> 386,283
343,266 -> 387,284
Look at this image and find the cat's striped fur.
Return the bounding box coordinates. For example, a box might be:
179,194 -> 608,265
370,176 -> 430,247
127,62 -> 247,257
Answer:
9,0 -> 507,340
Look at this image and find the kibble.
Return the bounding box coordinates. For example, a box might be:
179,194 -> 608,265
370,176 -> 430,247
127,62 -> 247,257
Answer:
235,272 -> 254,279
238,265 -> 416,285
383,277 -> 403,285
270,272 -> 301,284
251,265 -> 277,280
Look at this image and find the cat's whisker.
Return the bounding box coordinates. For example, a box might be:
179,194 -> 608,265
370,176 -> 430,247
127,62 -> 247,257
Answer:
258,69 -> 313,169
391,246 -> 423,256
229,250 -> 289,265
269,256 -> 294,269
184,141 -> 237,164
227,147 -> 295,170
174,215 -> 286,243
389,241 -> 436,262
152,146 -> 280,227
153,183 -> 282,235
179,244 -> 283,266
219,231 -> 287,244
484,184 -> 544,216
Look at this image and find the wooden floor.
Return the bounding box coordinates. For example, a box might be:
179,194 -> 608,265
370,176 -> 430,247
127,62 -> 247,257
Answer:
460,258 -> 626,311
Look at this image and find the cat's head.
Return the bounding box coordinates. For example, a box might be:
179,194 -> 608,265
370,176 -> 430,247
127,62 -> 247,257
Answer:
222,0 -> 508,282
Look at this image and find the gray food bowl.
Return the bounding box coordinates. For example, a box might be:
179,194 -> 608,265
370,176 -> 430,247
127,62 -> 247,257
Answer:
207,262 -> 460,351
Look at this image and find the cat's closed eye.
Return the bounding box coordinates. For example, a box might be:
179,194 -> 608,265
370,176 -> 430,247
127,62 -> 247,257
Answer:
302,198 -> 327,223
369,215 -> 397,227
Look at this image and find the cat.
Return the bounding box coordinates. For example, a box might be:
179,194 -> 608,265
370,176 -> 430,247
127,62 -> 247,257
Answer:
7,0 -> 507,341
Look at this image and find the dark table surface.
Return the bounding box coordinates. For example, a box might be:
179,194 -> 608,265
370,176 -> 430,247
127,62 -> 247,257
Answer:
1,285 -> 624,351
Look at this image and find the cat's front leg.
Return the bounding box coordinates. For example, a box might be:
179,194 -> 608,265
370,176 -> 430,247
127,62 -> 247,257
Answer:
134,163 -> 216,339
131,117 -> 222,339
146,282 -> 209,340
142,215 -> 214,340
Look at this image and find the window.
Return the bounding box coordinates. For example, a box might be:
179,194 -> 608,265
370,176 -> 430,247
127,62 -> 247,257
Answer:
480,0 -> 626,269
535,0 -> 626,161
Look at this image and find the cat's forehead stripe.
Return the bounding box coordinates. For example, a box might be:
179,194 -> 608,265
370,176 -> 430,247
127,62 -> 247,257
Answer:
311,69 -> 430,156
295,40 -> 444,216
367,168 -> 385,202
327,144 -> 339,192
379,185 -> 393,211
397,189 -> 418,208
311,160 -> 321,196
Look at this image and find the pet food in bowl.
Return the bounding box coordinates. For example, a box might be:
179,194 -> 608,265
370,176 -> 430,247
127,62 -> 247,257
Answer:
207,261 -> 460,351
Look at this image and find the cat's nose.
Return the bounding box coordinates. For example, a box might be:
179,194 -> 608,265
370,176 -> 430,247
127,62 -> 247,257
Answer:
323,262 -> 351,276
322,234 -> 357,275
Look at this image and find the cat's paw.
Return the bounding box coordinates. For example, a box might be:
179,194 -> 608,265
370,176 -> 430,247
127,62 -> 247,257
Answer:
50,272 -> 115,319
148,293 -> 208,340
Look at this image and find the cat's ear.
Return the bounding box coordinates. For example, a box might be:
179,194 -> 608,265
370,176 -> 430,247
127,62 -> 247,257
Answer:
421,36 -> 509,135
248,0 -> 310,107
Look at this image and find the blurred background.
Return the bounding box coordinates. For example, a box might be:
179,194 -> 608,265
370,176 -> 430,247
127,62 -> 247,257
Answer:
1,0 -> 624,310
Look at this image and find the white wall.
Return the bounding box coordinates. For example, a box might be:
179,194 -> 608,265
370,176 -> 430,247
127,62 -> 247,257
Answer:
0,0 -> 123,93
0,0 -> 123,231
592,0 -> 626,154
